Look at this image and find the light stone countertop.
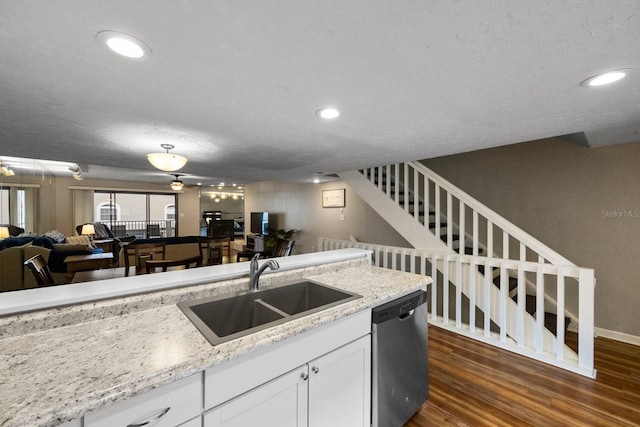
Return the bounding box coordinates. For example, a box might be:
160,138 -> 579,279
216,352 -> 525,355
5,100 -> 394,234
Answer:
0,255 -> 430,427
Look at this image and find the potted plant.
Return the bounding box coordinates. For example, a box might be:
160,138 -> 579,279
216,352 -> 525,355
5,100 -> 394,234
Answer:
264,228 -> 299,250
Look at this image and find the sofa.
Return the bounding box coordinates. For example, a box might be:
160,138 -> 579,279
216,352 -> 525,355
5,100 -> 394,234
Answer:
0,232 -> 98,292
0,242 -> 68,292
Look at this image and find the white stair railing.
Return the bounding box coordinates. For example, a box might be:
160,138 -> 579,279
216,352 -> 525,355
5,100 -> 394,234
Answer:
319,237 -> 596,378
361,162 -> 574,264
350,162 -> 583,325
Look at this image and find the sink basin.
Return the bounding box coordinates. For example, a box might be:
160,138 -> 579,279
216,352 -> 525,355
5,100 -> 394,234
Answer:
178,280 -> 361,346
187,293 -> 285,338
261,280 -> 356,315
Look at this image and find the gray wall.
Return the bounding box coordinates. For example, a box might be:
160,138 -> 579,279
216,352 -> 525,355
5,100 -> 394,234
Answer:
422,137 -> 640,337
244,180 -> 410,255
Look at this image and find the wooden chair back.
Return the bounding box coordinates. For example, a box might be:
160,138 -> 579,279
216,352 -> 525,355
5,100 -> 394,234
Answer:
271,238 -> 295,258
146,224 -> 162,238
145,255 -> 203,274
123,241 -> 166,276
198,237 -> 223,266
24,254 -> 55,287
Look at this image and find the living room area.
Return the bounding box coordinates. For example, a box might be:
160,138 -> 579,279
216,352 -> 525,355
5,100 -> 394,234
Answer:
0,155 -> 409,292
0,165 -> 249,290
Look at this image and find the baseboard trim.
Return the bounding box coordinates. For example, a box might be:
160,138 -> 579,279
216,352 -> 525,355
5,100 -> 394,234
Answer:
595,327 -> 640,346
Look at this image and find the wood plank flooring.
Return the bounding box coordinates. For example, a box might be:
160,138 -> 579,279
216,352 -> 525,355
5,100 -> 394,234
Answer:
404,325 -> 640,426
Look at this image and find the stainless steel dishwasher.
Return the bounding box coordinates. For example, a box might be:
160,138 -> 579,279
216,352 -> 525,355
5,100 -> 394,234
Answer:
372,289 -> 428,427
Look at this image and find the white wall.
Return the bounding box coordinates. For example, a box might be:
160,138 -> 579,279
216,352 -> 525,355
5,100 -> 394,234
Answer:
244,180 -> 409,254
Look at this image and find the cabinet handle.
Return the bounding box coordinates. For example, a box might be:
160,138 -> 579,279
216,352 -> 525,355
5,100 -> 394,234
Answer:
312,366 -> 320,374
301,372 -> 309,381
127,407 -> 171,427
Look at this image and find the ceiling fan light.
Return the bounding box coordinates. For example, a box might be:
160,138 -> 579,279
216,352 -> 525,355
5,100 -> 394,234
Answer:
170,179 -> 184,191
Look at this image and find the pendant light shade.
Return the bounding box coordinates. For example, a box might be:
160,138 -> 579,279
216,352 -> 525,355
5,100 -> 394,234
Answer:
147,144 -> 188,172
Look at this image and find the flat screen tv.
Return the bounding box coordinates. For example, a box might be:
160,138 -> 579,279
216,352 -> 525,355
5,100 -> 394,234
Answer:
250,212 -> 269,235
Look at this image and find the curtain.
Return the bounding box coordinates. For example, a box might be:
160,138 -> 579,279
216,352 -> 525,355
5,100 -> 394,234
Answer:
72,189 -> 95,233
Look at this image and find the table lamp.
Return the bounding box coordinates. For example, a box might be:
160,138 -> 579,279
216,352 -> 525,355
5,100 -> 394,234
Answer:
81,224 -> 96,241
0,226 -> 9,239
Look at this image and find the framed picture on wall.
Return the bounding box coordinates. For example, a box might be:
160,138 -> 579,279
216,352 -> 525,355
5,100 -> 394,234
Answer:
322,189 -> 345,208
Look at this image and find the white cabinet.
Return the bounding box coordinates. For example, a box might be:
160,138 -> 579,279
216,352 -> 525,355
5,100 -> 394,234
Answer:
308,335 -> 371,427
204,335 -> 371,427
204,367 -> 308,427
84,373 -> 202,427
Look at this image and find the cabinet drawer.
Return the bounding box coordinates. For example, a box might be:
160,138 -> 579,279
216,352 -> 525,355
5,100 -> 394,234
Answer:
85,373 -> 202,427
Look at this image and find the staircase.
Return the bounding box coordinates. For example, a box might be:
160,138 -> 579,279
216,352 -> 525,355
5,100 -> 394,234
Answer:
332,161 -> 596,378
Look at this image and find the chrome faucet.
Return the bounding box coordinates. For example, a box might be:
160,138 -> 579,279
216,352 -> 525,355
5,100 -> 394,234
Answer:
249,253 -> 280,292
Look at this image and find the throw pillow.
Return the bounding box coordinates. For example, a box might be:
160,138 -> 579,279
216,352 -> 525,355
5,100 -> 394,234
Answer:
66,235 -> 96,249
44,230 -> 66,243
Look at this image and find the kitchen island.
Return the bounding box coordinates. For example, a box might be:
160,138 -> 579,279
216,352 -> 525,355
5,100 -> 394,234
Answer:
0,249 -> 430,427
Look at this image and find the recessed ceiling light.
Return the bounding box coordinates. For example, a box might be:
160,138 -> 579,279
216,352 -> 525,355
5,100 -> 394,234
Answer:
581,69 -> 633,87
316,107 -> 340,119
313,178 -> 321,184
97,30 -> 151,59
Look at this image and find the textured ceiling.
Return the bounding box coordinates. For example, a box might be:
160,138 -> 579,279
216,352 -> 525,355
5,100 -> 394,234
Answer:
1,1 -> 639,186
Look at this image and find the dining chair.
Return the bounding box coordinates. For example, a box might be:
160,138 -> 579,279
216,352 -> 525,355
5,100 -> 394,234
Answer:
198,237 -> 223,265
123,241 -> 166,276
145,255 -> 203,274
146,224 -> 162,238
24,254 -> 56,287
271,238 -> 295,258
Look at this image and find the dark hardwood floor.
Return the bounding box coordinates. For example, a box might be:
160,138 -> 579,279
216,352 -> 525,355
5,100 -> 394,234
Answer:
405,325 -> 640,426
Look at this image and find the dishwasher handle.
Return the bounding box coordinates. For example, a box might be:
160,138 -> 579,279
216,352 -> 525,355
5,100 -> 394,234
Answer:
398,309 -> 415,321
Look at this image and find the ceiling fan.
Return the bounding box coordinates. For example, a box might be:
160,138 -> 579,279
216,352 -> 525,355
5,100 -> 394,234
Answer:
169,174 -> 190,191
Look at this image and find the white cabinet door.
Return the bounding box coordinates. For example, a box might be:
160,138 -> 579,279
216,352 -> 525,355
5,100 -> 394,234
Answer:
204,367 -> 308,427
308,335 -> 371,427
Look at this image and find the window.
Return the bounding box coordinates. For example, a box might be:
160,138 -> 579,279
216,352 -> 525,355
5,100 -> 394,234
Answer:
164,204 -> 176,220
94,191 -> 178,238
97,202 -> 121,222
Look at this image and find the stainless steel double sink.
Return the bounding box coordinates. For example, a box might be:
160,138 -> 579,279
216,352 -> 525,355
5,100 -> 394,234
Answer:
178,280 -> 361,346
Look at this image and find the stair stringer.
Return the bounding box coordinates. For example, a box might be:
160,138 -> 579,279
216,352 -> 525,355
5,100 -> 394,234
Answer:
340,169 -> 576,360
339,170 -> 447,250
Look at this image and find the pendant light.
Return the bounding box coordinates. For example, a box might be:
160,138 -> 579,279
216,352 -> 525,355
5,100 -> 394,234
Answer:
147,144 -> 188,172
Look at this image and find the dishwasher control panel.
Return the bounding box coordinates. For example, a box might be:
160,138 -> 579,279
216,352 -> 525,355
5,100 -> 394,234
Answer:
371,290 -> 426,323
